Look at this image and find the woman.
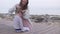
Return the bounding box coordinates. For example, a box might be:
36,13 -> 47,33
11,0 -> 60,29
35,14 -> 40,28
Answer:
9,0 -> 32,32
19,0 -> 32,30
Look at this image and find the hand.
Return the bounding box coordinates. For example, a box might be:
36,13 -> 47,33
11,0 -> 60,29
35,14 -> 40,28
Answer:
18,12 -> 23,17
22,10 -> 26,13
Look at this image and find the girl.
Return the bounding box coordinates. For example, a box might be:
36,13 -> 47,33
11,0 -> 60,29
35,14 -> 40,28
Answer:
9,0 -> 32,32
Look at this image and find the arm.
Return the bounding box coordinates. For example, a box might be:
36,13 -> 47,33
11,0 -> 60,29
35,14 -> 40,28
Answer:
8,7 -> 16,14
23,9 -> 31,19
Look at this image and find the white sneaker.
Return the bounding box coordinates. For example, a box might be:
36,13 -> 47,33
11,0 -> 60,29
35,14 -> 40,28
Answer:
21,27 -> 30,32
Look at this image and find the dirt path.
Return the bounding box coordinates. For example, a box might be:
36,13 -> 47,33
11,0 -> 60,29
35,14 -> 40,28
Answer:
0,19 -> 60,34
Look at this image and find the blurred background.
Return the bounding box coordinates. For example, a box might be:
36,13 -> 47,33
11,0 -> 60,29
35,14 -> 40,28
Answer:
0,0 -> 60,15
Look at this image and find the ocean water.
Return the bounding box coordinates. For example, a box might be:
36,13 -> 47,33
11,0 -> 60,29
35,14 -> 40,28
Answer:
29,8 -> 60,15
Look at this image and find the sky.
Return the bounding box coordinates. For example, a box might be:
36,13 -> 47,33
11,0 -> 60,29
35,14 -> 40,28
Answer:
0,0 -> 60,15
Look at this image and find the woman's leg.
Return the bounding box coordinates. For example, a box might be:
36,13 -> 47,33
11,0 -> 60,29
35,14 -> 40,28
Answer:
13,15 -> 23,30
22,19 -> 32,30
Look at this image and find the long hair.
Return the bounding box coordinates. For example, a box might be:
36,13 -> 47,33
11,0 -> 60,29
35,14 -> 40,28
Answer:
19,0 -> 29,10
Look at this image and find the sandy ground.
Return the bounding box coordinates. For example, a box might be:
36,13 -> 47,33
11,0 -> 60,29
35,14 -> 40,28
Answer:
0,18 -> 60,34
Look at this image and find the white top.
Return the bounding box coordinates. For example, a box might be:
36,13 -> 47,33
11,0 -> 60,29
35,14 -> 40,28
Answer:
8,4 -> 30,19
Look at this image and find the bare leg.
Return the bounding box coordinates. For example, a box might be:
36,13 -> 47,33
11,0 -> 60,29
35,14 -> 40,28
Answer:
22,19 -> 32,30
